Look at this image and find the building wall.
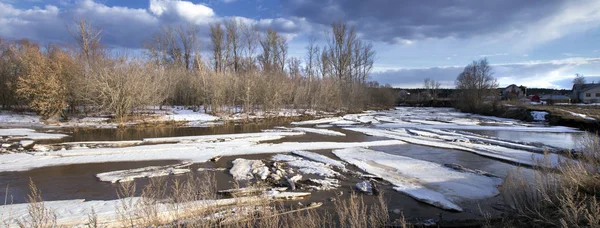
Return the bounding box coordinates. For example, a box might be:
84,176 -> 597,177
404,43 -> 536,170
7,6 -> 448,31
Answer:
579,86 -> 600,103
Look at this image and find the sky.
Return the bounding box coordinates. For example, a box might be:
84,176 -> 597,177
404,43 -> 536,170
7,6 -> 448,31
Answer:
2,0 -> 600,89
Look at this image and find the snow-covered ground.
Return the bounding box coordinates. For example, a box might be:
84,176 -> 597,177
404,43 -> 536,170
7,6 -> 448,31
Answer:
333,148 -> 501,211
531,111 -> 548,121
568,111 -> 596,120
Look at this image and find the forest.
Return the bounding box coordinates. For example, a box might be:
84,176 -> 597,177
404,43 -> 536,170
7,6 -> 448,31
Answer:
0,19 -> 396,121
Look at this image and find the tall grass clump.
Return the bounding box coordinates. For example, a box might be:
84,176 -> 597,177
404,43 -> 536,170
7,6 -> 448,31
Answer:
499,134 -> 600,227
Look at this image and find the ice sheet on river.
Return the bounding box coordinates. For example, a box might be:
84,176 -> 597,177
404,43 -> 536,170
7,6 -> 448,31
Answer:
267,127 -> 346,136
272,154 -> 340,177
333,148 -> 501,211
96,163 -> 192,183
291,150 -> 346,168
0,128 -> 68,140
0,131 -> 405,172
344,127 -> 568,167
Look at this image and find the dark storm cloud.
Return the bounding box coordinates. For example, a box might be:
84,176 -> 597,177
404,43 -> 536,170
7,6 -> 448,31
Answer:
283,0 -> 566,44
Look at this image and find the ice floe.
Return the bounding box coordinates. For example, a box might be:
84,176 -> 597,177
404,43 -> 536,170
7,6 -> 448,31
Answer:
0,131 -> 406,172
289,127 -> 346,136
0,128 -> 69,140
291,117 -> 344,125
333,148 -> 502,211
268,127 -> 346,136
96,163 -> 192,183
272,154 -> 340,177
230,159 -> 269,180
291,150 -> 346,168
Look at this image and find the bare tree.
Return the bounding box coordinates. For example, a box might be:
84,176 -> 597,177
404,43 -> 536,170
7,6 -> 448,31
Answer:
210,23 -> 225,72
455,58 -> 498,112
177,23 -> 199,70
423,78 -> 441,100
573,73 -> 586,85
67,18 -> 102,65
225,19 -> 241,72
304,35 -> 319,82
240,22 -> 260,71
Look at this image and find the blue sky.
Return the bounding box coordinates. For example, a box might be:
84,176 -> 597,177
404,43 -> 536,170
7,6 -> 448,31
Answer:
2,0 -> 600,88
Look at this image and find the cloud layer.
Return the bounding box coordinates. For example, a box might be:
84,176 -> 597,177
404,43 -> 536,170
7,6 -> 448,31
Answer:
0,0 -> 308,49
371,58 -> 600,89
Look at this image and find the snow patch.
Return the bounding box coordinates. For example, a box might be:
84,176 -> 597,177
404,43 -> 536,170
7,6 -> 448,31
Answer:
530,111 -> 548,121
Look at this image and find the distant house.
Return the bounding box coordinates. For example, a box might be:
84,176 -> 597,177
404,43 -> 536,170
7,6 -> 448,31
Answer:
502,84 -> 526,100
540,94 -> 571,104
529,95 -> 540,103
572,83 -> 600,103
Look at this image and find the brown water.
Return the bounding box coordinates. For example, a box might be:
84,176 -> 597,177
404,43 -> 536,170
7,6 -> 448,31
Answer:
0,123 -> 573,226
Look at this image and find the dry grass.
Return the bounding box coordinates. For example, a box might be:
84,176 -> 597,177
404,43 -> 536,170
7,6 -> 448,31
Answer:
2,171 -> 398,227
14,179 -> 57,228
498,134 -> 600,227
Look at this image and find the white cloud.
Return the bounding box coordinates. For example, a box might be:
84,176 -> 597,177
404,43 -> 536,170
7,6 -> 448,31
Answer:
0,0 -> 308,48
149,0 -> 214,24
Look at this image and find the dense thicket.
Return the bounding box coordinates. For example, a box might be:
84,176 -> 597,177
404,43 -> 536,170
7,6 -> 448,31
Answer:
0,20 -> 395,120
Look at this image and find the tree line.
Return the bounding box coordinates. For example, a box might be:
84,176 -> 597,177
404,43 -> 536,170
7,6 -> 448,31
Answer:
0,19 -> 396,121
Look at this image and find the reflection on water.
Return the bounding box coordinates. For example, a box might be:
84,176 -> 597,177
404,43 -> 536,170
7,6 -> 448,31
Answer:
46,120 -> 295,143
464,130 -> 590,150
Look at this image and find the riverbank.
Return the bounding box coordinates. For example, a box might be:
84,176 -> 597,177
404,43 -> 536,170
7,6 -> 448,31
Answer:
463,103 -> 599,132
0,106 -> 345,130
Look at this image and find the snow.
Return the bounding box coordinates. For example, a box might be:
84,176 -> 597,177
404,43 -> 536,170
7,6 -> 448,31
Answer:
0,111 -> 42,127
307,178 -> 341,190
230,159 -> 269,180
160,107 -> 220,126
530,111 -> 548,121
344,127 -> 568,167
272,154 -> 340,177
0,191 -> 311,227
568,111 -> 595,120
0,132 -> 404,172
291,150 -> 346,168
96,163 -> 192,183
19,140 -> 35,147
0,128 -> 69,140
333,148 -> 502,211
